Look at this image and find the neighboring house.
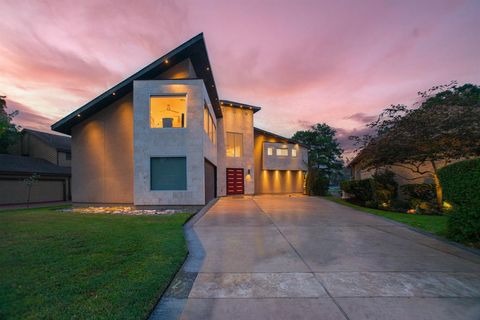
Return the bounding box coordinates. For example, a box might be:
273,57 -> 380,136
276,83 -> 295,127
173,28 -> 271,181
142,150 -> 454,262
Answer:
348,149 -> 464,186
51,33 -> 308,207
9,128 -> 72,167
0,154 -> 70,206
0,128 -> 72,206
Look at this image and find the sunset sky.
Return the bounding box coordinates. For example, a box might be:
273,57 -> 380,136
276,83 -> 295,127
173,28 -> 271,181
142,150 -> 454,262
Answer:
1,0 -> 479,158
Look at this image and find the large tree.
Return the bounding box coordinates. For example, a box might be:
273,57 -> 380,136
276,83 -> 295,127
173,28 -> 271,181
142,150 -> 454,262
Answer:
293,123 -> 343,191
351,83 -> 480,210
0,96 -> 20,153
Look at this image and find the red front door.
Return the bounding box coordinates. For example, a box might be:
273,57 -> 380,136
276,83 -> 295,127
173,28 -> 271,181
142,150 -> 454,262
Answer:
226,168 -> 244,195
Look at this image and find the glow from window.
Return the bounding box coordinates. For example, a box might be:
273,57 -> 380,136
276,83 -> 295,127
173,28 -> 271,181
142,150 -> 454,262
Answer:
276,148 -> 288,156
292,149 -> 297,157
150,96 -> 187,128
267,147 -> 273,156
226,132 -> 243,157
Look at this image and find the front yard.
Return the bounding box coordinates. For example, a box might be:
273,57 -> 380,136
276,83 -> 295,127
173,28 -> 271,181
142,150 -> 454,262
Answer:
0,206 -> 190,319
325,196 -> 448,237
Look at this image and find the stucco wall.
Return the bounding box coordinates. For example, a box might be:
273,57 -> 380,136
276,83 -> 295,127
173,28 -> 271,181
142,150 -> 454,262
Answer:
133,79 -> 215,205
71,94 -> 134,204
262,142 -> 308,171
57,151 -> 71,167
254,131 -> 305,194
217,106 -> 255,195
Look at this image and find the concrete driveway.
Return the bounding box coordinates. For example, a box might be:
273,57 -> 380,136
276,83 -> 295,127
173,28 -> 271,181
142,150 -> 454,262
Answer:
159,195 -> 480,319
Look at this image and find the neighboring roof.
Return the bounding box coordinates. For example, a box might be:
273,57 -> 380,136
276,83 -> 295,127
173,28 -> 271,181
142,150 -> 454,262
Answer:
52,33 -> 220,135
23,128 -> 71,152
0,154 -> 71,176
254,127 -> 308,148
220,100 -> 261,113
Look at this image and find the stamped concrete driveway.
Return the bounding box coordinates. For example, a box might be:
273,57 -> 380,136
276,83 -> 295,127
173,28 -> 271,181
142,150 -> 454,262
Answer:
180,195 -> 480,319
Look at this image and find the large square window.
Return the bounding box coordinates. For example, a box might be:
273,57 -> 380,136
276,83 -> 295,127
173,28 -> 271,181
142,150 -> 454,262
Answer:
150,157 -> 187,190
226,132 -> 243,157
150,96 -> 187,128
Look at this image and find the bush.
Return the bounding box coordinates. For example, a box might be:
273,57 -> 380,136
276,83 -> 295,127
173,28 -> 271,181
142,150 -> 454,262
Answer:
438,158 -> 480,244
341,170 -> 397,209
307,169 -> 330,196
400,183 -> 438,214
341,179 -> 374,203
372,170 -> 398,207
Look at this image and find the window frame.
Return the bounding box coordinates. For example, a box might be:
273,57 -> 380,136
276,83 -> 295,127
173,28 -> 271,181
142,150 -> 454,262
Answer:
150,94 -> 188,129
276,148 -> 289,157
226,132 -> 243,158
150,157 -> 187,191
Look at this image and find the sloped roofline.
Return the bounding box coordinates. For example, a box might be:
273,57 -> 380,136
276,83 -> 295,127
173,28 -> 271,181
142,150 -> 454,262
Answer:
52,33 -> 221,134
220,100 -> 261,113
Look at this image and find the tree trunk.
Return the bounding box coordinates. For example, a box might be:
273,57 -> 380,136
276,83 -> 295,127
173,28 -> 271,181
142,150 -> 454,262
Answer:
431,161 -> 443,212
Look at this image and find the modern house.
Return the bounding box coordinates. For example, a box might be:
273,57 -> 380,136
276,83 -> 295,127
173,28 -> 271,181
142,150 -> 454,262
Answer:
0,129 -> 71,206
52,33 -> 308,207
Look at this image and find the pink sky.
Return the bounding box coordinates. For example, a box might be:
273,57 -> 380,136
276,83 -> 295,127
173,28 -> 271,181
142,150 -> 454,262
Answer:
1,0 -> 479,158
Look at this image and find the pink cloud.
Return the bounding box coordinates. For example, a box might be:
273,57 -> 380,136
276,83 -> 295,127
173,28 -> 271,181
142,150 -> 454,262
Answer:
0,0 -> 479,156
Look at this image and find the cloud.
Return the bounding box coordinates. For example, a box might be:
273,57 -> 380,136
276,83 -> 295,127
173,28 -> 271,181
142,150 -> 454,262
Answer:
344,112 -> 377,124
5,99 -> 56,132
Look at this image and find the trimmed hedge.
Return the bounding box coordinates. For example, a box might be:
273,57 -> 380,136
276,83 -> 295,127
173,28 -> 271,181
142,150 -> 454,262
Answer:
438,158 -> 480,244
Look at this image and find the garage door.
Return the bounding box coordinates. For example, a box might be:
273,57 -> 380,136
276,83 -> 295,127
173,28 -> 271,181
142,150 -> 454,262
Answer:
226,168 -> 244,195
204,160 -> 217,203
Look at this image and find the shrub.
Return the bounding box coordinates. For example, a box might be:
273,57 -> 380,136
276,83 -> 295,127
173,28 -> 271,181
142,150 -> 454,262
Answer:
341,170 -> 398,209
341,179 -> 374,203
307,169 -> 330,196
372,170 -> 398,207
438,158 -> 480,244
400,183 -> 438,214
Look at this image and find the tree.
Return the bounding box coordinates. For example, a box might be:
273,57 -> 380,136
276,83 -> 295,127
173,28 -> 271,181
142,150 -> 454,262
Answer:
0,96 -> 20,153
23,173 -> 40,208
351,83 -> 480,211
293,123 -> 344,194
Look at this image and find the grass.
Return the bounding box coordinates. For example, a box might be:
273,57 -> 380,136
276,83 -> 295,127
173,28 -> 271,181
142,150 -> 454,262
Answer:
324,196 -> 448,237
0,206 -> 191,320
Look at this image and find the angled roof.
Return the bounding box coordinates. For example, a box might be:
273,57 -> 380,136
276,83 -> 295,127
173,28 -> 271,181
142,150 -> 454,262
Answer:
0,154 -> 71,176
254,127 -> 308,148
52,33 -> 220,135
23,128 -> 71,152
220,100 -> 261,113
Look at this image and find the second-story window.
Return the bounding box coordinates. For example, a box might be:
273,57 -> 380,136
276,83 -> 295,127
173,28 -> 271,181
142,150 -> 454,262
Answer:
150,95 -> 187,128
291,149 -> 297,157
267,147 -> 273,156
276,148 -> 288,156
226,132 -> 242,157
204,105 -> 216,144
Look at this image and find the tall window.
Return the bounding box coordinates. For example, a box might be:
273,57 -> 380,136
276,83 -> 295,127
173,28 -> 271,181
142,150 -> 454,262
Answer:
267,147 -> 273,156
291,149 -> 297,157
204,105 -> 216,144
226,132 -> 243,157
150,96 -> 187,128
150,157 -> 187,190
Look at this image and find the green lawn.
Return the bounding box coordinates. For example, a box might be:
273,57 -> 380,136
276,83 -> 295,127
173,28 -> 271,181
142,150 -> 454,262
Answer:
0,206 -> 191,320
324,196 -> 448,237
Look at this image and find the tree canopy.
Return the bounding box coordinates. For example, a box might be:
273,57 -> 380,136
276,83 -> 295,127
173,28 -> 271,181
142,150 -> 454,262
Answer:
293,123 -> 343,178
351,83 -> 480,209
0,96 -> 20,153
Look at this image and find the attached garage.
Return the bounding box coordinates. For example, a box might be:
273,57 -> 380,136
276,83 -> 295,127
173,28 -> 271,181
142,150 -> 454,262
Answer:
0,154 -> 71,206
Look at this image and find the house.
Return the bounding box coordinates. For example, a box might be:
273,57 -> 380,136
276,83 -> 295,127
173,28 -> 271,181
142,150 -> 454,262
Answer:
51,33 -> 308,207
9,128 -> 71,167
0,129 -> 71,206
